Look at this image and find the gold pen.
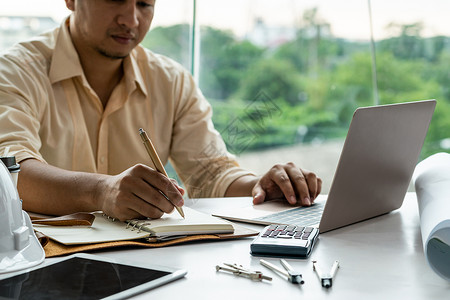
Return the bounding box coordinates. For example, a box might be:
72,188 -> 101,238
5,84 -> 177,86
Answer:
139,128 -> 185,218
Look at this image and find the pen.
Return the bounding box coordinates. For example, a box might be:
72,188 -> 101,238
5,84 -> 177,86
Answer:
139,128 -> 185,218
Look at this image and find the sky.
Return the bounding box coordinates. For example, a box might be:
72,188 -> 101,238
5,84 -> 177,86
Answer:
1,0 -> 450,40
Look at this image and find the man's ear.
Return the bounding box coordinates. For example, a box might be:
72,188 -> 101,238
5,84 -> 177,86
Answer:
65,0 -> 75,11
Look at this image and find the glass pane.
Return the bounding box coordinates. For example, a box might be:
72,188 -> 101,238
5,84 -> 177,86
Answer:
195,0 -> 371,192
0,1 -> 66,50
2,0 -> 449,195
141,0 -> 194,182
193,0 -> 450,193
143,0 -> 193,70
371,0 -> 450,159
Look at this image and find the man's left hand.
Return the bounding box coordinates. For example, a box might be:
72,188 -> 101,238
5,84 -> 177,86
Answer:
252,162 -> 322,206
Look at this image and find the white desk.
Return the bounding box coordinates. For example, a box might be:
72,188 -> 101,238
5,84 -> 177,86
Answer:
95,193 -> 448,299
5,193 -> 450,299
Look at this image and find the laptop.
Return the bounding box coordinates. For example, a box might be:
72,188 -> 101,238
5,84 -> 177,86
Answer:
213,99 -> 436,233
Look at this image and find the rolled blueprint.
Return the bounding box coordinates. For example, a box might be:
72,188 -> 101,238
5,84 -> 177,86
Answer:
413,152 -> 450,281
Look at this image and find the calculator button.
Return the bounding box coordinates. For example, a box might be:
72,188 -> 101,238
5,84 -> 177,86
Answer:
304,227 -> 314,233
269,231 -> 280,237
286,226 -> 296,232
263,229 -> 273,235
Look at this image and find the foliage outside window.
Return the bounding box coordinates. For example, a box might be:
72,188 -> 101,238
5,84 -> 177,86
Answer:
144,5 -> 450,159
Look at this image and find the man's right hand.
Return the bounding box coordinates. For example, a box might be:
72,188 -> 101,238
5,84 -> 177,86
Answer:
98,164 -> 184,221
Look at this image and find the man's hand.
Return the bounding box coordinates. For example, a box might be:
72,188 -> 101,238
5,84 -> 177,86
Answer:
97,164 -> 184,221
252,162 -> 321,206
19,159 -> 184,221
225,162 -> 322,206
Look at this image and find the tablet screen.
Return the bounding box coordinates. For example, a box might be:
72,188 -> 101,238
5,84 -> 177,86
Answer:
0,255 -> 182,299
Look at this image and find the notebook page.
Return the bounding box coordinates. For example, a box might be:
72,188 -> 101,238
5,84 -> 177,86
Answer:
34,212 -> 149,245
33,207 -> 234,245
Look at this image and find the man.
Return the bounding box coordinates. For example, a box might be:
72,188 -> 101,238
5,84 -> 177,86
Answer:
0,0 -> 321,221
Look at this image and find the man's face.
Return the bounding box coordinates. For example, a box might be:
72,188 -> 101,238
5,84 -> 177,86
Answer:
66,0 -> 155,59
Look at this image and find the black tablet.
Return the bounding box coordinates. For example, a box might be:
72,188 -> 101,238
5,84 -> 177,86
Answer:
0,253 -> 187,299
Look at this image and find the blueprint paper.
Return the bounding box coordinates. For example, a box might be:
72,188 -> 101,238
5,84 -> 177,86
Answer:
413,153 -> 450,281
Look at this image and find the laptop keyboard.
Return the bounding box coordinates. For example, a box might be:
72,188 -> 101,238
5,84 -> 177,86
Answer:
253,202 -> 324,227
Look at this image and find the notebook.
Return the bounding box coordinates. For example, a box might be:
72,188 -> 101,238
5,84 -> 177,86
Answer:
213,99 -> 436,233
34,207 -> 234,245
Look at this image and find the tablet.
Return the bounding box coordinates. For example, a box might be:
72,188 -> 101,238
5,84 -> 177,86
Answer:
0,253 -> 187,299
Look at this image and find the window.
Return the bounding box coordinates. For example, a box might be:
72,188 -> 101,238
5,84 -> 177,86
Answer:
2,0 -> 449,193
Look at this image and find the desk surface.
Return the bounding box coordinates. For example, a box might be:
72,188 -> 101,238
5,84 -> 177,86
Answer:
11,193 -> 450,299
103,193 -> 449,299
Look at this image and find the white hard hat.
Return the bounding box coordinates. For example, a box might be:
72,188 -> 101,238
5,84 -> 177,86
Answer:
0,159 -> 45,274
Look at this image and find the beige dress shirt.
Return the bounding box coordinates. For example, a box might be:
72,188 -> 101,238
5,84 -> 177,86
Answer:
0,20 -> 252,198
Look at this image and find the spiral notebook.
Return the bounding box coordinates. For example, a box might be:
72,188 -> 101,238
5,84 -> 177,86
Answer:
33,207 -> 234,245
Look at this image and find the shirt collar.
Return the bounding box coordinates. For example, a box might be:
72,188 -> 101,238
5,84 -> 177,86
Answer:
49,17 -> 84,84
123,50 -> 148,97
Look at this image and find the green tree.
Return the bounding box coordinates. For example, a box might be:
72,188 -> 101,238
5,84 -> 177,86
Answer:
422,51 -> 450,101
274,7 -> 345,76
378,22 -> 425,60
234,58 -> 303,106
140,17 -> 450,156
199,26 -> 264,100
422,100 -> 450,158
142,24 -> 191,68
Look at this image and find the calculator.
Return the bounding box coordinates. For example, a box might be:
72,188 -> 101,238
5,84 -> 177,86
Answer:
250,224 -> 319,258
